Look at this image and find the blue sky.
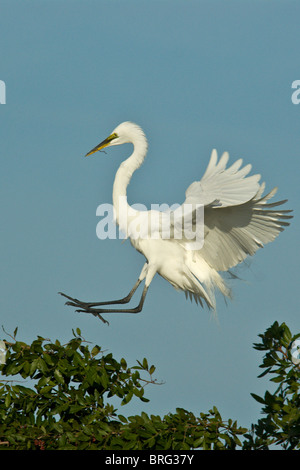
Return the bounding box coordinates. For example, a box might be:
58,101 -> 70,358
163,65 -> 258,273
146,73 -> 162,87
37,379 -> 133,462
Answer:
1,1 -> 299,430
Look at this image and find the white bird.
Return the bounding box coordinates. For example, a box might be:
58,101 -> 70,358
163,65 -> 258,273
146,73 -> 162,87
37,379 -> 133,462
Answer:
60,122 -> 292,324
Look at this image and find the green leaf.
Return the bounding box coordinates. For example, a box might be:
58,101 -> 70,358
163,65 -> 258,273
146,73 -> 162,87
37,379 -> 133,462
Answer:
54,369 -> 64,384
91,345 -> 101,357
257,367 -> 272,378
146,437 -> 156,447
39,385 -> 53,395
5,393 -> 11,407
99,370 -> 109,388
250,393 -> 265,405
121,390 -> 133,405
120,358 -> 127,369
193,437 -> 204,448
29,358 -> 38,376
118,414 -> 128,423
281,324 -> 292,347
181,441 -> 191,450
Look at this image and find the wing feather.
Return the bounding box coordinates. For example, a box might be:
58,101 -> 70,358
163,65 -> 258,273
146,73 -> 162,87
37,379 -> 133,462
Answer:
172,150 -> 292,272
199,192 -> 292,271
184,149 -> 261,207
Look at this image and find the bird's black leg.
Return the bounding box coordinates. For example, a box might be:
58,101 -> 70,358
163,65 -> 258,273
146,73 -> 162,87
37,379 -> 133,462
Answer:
59,278 -> 146,324
59,278 -> 142,309
75,285 -> 149,321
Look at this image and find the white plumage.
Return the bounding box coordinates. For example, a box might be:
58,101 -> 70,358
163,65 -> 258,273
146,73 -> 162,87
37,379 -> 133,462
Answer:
60,122 -> 292,323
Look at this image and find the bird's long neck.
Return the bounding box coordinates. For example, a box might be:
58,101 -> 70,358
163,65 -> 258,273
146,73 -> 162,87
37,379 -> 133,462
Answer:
112,137 -> 148,234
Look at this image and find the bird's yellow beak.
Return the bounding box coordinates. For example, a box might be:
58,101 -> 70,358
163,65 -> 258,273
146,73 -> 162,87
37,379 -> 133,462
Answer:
85,132 -> 118,157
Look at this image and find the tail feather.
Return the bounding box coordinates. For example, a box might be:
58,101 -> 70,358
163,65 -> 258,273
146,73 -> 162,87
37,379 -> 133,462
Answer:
184,254 -> 232,310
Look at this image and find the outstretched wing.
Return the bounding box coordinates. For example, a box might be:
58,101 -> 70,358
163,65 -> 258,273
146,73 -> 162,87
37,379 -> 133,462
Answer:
174,150 -> 293,271
200,186 -> 292,271
184,149 -> 261,208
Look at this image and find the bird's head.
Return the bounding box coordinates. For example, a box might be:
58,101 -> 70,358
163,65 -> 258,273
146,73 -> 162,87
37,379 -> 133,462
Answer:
85,121 -> 147,157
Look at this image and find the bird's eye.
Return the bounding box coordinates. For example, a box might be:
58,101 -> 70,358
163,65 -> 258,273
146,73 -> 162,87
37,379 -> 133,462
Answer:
108,133 -> 118,142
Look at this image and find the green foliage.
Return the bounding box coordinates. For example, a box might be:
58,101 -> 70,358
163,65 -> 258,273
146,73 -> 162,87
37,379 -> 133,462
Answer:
0,327 -> 153,450
244,322 -> 300,450
0,322 -> 299,450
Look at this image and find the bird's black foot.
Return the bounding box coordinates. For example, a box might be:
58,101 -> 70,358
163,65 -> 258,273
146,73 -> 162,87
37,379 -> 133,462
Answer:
75,306 -> 110,325
58,292 -> 110,325
59,292 -> 94,308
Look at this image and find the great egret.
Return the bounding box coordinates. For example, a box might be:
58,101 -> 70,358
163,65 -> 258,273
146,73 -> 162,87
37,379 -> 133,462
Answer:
60,122 -> 292,324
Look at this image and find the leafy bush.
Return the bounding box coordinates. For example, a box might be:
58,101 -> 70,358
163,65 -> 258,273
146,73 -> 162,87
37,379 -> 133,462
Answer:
0,322 -> 299,450
244,322 -> 300,449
